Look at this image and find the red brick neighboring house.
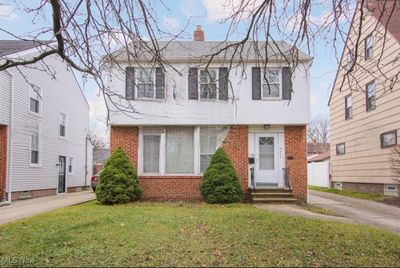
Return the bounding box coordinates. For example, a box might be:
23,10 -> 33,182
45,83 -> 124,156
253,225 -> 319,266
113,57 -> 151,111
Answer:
108,27 -> 312,202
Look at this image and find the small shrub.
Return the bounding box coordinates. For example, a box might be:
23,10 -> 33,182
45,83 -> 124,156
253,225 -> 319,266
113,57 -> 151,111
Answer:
96,147 -> 141,204
200,148 -> 243,203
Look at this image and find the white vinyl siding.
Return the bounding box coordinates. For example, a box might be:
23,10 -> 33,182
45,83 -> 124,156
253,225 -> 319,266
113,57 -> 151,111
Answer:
0,54 -> 91,192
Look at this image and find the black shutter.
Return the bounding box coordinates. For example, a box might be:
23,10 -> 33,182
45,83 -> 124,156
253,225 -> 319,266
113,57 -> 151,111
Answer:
125,67 -> 135,100
282,67 -> 292,100
219,68 -> 229,100
155,68 -> 165,99
252,67 -> 261,100
188,68 -> 198,100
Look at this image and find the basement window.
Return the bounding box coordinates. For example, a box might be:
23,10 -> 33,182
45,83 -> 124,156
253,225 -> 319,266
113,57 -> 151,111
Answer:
384,184 -> 398,196
333,182 -> 342,190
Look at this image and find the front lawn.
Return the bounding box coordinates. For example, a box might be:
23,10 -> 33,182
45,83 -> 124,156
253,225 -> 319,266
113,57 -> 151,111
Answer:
309,185 -> 394,201
1,202 -> 400,267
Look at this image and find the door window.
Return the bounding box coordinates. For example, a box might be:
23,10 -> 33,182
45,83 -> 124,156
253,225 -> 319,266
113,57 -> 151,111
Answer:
259,137 -> 274,170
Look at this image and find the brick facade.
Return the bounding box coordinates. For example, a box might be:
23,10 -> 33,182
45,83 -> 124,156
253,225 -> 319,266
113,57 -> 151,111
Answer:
0,125 -> 7,202
11,188 -> 57,201
332,181 -> 385,194
284,126 -> 308,201
110,125 -> 307,202
110,125 -> 249,201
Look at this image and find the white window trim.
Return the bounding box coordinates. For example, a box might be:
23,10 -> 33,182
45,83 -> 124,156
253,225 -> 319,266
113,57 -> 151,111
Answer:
28,85 -> 43,117
261,68 -> 282,100
29,127 -> 42,168
384,184 -> 398,196
68,156 -> 74,175
59,113 -> 68,139
138,126 -> 215,176
135,68 -> 156,100
198,69 -> 219,101
333,182 -> 342,190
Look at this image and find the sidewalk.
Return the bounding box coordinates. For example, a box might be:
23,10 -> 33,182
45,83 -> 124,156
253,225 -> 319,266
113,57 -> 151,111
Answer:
0,191 -> 96,225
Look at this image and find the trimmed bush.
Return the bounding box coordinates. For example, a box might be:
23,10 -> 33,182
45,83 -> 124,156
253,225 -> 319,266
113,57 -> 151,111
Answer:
200,148 -> 243,203
96,147 -> 141,204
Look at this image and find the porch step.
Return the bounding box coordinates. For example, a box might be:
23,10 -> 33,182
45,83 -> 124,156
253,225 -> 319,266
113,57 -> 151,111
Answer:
250,188 -> 297,203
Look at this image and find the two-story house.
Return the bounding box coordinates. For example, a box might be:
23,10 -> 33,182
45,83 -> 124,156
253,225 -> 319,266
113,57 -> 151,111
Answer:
0,40 -> 92,204
329,0 -> 400,196
107,27 -> 312,202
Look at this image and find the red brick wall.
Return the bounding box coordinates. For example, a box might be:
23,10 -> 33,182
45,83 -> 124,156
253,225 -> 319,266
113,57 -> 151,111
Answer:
0,125 -> 7,201
284,126 -> 308,201
221,126 -> 249,194
110,125 -> 249,201
11,188 -> 57,201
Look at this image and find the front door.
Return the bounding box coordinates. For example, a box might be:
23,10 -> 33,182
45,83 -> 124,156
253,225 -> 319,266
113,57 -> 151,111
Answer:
254,134 -> 279,187
58,156 -> 66,193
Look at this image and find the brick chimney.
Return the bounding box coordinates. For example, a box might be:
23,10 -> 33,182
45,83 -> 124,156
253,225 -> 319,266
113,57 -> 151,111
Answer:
193,25 -> 204,41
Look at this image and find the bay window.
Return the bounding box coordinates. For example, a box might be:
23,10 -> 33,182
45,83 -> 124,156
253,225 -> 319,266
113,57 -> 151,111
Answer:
140,126 -> 227,175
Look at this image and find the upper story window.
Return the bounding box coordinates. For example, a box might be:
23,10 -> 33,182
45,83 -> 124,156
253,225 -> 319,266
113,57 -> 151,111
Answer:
345,94 -> 352,120
136,68 -> 155,99
366,81 -> 376,111
346,49 -> 354,70
199,69 -> 218,100
262,68 -> 281,98
365,34 -> 373,60
30,132 -> 40,165
336,143 -> 345,155
59,113 -> 66,137
380,130 -> 397,148
29,86 -> 41,114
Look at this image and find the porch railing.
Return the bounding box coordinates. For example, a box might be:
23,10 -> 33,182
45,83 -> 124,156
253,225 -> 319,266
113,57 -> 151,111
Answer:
283,167 -> 292,190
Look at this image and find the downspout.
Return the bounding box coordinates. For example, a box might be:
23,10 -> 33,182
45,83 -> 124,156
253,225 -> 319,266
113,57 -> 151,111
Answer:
84,133 -> 88,189
2,71 -> 14,205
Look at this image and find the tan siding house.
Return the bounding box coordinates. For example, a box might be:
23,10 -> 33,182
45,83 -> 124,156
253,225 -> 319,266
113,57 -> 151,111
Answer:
329,0 -> 400,195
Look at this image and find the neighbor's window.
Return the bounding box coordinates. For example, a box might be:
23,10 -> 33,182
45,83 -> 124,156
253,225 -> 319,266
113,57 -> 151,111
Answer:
143,135 -> 161,173
345,94 -> 353,120
30,132 -> 39,164
365,34 -> 373,59
136,68 -> 155,99
166,127 -> 194,173
346,49 -> 354,70
29,86 -> 41,114
68,157 -> 73,174
59,113 -> 66,137
199,127 -> 226,172
366,81 -> 376,111
199,69 -> 218,100
336,143 -> 345,155
384,184 -> 398,196
262,68 -> 281,98
380,130 -> 397,148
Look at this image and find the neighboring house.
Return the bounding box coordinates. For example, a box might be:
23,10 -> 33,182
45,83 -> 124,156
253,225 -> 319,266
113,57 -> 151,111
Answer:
308,152 -> 330,163
0,40 -> 92,203
107,26 -> 312,202
93,148 -> 109,174
329,1 -> 400,196
307,142 -> 330,158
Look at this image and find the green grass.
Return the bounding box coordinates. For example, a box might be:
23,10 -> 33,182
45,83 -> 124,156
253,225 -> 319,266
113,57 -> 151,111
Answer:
309,186 -> 392,201
298,203 -> 343,217
1,202 -> 400,267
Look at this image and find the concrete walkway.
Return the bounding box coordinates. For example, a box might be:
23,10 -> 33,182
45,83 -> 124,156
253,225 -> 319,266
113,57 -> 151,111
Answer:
256,204 -> 353,223
0,191 -> 95,225
309,190 -> 400,234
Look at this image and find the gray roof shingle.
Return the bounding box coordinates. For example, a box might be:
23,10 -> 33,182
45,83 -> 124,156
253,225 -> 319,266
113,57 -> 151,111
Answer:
112,40 -> 312,62
0,40 -> 46,57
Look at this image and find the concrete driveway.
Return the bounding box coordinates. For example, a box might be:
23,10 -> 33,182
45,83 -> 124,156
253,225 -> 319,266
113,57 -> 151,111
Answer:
309,190 -> 400,234
0,191 -> 95,225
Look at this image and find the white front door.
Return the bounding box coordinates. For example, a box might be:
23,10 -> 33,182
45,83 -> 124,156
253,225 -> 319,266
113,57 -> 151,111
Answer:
254,134 -> 279,187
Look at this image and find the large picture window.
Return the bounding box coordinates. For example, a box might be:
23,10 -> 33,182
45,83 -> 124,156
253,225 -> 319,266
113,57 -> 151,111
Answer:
166,128 -> 194,173
140,126 -> 227,175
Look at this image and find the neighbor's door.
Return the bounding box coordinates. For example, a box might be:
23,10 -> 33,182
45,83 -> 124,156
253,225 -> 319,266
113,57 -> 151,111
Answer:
254,134 -> 279,187
58,156 -> 66,193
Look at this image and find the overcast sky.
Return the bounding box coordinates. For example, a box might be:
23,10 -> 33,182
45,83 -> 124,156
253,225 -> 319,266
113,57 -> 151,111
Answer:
0,0 -> 350,143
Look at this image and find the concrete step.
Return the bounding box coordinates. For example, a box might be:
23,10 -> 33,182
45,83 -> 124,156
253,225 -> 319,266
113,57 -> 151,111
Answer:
251,192 -> 293,196
252,197 -> 297,203
252,188 -> 292,193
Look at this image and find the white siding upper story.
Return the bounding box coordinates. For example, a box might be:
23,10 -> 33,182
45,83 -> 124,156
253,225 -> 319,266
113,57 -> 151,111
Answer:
108,58 -> 312,126
0,50 -> 92,193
